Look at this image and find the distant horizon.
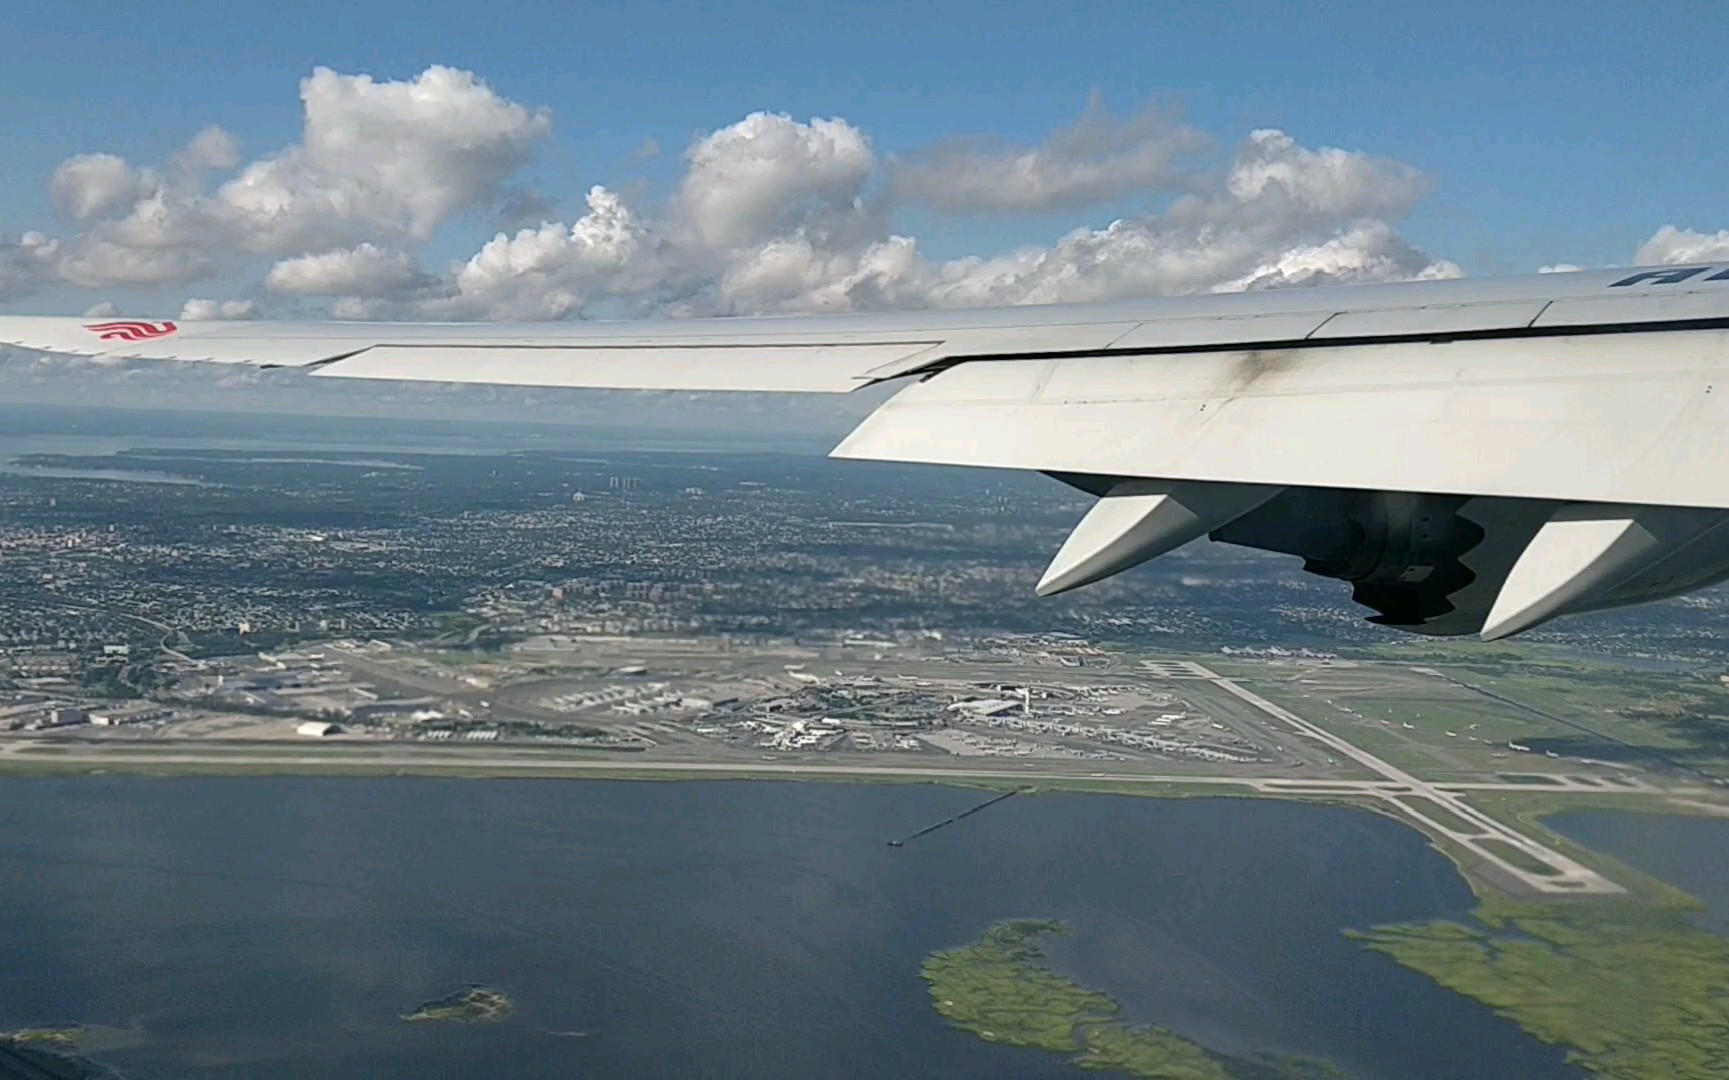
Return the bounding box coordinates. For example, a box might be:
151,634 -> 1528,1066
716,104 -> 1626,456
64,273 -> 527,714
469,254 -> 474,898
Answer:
0,368 -> 884,438
0,399 -> 857,461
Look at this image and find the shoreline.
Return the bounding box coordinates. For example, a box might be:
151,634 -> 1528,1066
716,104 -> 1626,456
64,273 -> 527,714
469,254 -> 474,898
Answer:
8,755 -> 1724,1078
3,742 -> 1722,904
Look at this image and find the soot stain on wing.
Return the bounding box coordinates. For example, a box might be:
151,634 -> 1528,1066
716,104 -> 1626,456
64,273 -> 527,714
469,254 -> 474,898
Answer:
1219,349 -> 1304,397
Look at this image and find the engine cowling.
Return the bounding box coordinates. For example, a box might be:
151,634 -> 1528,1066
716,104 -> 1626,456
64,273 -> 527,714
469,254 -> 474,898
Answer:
1048,473 -> 1729,637
1211,489 -> 1558,635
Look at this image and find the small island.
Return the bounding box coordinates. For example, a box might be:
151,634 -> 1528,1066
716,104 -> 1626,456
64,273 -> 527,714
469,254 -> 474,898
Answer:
0,1028 -> 112,1080
3,1028 -> 82,1049
401,985 -> 514,1024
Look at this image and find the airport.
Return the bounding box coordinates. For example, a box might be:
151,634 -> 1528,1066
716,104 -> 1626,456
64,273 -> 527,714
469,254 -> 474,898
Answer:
4,622 -> 1716,898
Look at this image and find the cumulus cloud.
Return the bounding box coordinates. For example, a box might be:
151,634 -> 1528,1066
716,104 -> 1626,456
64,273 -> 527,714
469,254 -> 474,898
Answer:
328,185 -> 661,321
175,125 -> 243,173
215,66 -> 550,252
28,66 -> 551,290
265,243 -> 429,298
8,71 -> 1461,318
56,237 -> 216,289
0,232 -> 60,300
671,112 -> 879,250
50,154 -> 150,221
1222,129 -> 1428,223
890,100 -> 1208,214
180,298 -> 259,320
866,131 -> 1454,310
1636,226 -> 1729,266
335,113 -> 1455,320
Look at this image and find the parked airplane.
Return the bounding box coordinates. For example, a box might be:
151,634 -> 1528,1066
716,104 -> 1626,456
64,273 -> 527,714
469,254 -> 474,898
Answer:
5,264 -> 1729,639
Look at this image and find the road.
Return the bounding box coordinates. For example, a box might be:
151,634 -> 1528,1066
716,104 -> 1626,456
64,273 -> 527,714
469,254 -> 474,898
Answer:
0,591 -> 196,664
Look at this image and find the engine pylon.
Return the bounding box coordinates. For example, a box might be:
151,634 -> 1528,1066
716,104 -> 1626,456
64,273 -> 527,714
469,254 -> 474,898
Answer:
1481,505 -> 1669,640
1037,480 -> 1280,597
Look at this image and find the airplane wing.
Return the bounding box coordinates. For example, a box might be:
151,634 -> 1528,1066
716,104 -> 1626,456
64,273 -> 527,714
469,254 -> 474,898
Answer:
5,263 -> 1729,639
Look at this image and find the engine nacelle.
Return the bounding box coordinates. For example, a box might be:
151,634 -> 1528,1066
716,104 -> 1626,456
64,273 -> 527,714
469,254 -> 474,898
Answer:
1213,489 -> 1557,635
1050,472 -> 1729,637
1217,489 -> 1729,636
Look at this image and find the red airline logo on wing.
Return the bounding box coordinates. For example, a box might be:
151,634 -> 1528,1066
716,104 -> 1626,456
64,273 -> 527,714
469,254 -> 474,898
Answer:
83,320 -> 179,342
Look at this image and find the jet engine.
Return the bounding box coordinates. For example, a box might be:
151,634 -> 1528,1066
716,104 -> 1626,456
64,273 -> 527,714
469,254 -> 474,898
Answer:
1045,474 -> 1729,638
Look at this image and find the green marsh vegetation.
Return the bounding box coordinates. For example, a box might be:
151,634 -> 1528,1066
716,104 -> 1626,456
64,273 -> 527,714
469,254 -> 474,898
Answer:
921,920 -> 1351,1080
1353,892 -> 1729,1080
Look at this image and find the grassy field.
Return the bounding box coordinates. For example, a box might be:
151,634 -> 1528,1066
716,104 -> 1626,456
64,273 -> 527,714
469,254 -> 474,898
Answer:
1233,654 -> 1729,784
1392,795 -> 1477,835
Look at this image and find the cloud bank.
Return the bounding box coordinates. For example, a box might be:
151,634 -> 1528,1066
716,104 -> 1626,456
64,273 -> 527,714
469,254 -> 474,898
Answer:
7,63 -> 1719,325
0,64 -> 1479,321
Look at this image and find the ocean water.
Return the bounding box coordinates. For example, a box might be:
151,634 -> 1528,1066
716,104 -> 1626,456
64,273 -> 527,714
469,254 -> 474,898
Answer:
0,778 -> 1579,1079
1549,809 -> 1729,932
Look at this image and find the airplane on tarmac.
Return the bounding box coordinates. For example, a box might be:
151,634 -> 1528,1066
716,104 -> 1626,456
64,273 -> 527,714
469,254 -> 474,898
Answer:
4,263 -> 1729,641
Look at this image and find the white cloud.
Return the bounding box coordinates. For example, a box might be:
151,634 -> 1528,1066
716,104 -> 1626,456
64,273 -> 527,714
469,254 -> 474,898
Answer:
175,126 -> 242,173
215,66 -> 551,252
265,243 -> 428,298
55,236 -> 216,288
888,133 -> 1452,309
671,112 -> 878,250
457,187 -> 651,302
1212,222 -> 1461,292
1636,226 -> 1729,266
662,122 -> 1454,314
50,154 -> 151,221
81,301 -> 118,318
365,117 -> 1455,319
1221,129 -> 1428,224
1538,263 -> 1584,273
890,100 -> 1208,213
0,232 -> 60,300
30,66 -> 552,290
11,74 -> 1460,318
335,185 -> 661,322
179,298 -> 259,320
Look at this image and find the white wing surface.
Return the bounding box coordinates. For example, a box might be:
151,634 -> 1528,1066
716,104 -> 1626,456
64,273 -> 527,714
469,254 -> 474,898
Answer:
6,264 -> 1729,638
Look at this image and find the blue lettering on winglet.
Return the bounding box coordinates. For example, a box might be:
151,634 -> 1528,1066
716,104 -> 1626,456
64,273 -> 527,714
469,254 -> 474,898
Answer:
1609,267 -> 1711,287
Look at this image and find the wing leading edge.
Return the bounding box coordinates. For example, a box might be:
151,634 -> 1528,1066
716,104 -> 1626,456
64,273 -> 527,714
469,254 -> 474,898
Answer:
3,264 -> 1728,392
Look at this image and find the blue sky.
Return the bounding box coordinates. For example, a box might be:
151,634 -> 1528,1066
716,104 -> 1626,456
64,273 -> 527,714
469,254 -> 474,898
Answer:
1,0 -> 1726,321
